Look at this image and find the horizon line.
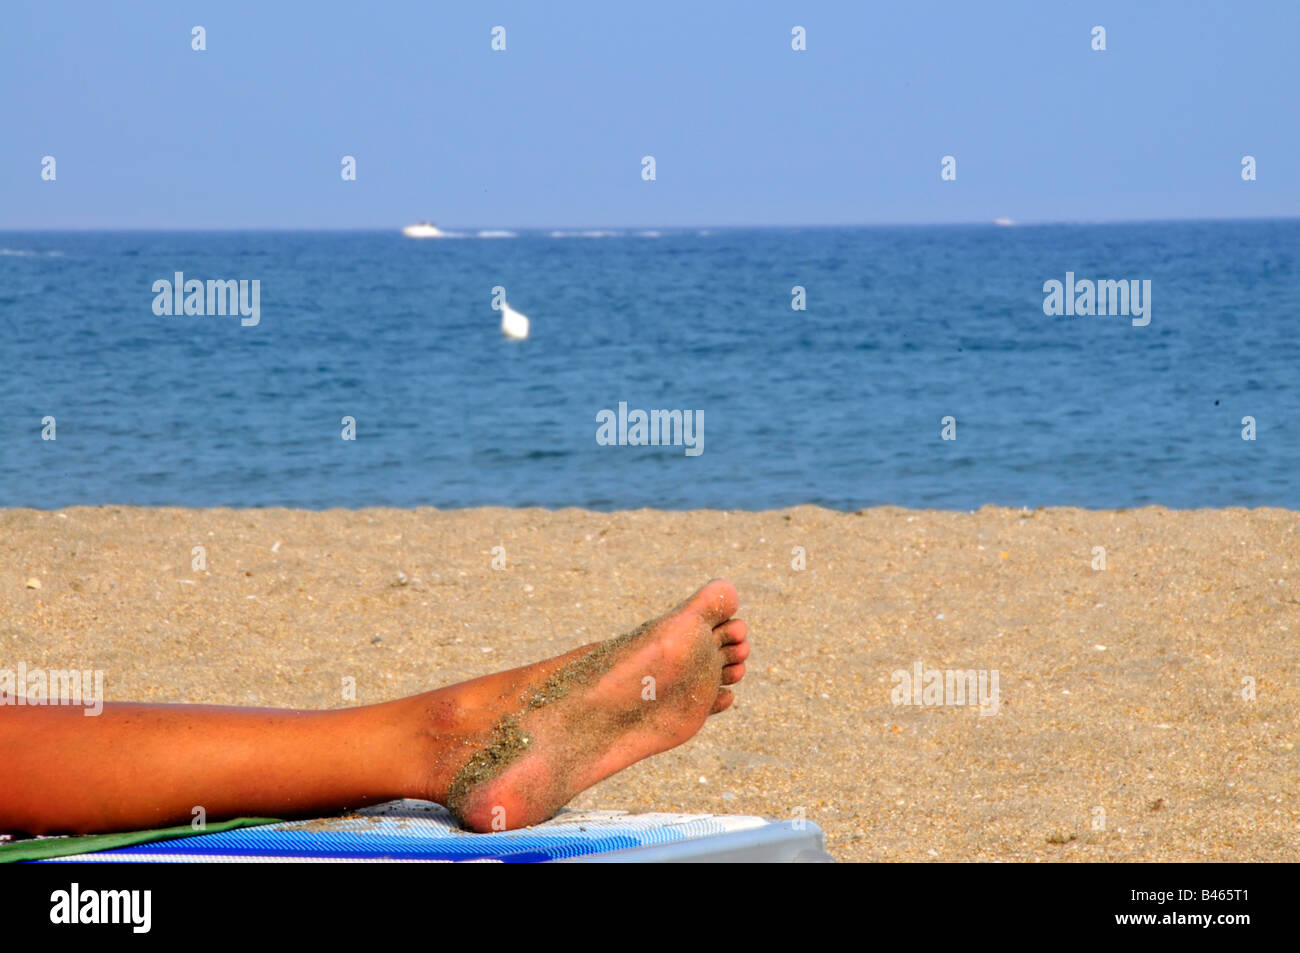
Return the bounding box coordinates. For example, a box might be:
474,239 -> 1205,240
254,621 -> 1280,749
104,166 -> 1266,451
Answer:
3,214 -> 1298,233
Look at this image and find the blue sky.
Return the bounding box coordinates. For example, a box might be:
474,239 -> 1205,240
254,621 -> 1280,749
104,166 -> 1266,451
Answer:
2,0 -> 1295,228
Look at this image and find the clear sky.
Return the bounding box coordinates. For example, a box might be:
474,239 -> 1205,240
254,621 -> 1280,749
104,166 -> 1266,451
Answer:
2,0 -> 1295,229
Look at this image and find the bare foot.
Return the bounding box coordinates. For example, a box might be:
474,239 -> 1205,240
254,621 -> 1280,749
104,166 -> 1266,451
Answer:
427,580 -> 748,832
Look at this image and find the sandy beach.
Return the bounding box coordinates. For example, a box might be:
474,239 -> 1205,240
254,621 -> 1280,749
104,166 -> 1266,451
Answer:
2,504 -> 1296,861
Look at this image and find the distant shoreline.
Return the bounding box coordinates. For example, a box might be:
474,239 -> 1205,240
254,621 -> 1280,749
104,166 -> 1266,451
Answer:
2,502 -> 1299,515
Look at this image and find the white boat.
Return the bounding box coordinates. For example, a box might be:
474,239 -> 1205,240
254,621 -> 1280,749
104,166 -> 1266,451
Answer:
401,222 -> 444,239
993,217 -> 1014,227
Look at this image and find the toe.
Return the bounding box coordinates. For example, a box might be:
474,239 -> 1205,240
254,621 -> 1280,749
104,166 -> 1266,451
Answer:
721,661 -> 745,685
688,579 -> 738,626
714,618 -> 747,646
721,641 -> 750,666
710,688 -> 734,714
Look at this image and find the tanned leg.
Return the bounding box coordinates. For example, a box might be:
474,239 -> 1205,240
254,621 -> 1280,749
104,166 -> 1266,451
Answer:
0,580 -> 748,835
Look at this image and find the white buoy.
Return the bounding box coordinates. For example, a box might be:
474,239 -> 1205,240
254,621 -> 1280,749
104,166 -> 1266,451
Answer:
500,300 -> 530,340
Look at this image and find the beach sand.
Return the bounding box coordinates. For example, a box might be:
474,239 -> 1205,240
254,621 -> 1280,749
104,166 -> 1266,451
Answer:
2,505 -> 1296,861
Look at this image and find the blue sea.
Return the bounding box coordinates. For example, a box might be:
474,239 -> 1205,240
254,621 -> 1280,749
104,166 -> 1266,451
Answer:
1,222 -> 1296,510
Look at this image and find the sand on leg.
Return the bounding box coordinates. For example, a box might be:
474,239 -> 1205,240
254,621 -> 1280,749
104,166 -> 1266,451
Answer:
0,581 -> 747,835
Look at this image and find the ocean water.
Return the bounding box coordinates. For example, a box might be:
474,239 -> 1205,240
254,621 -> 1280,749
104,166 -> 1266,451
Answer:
1,222 -> 1296,510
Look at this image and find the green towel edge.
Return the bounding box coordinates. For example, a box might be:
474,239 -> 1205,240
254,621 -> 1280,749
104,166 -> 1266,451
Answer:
0,816 -> 282,863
